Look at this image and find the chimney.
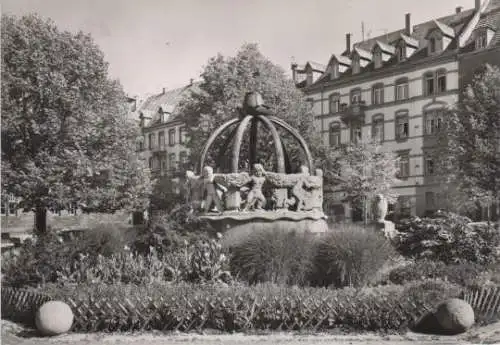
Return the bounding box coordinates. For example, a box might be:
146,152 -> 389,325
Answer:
405,13 -> 411,36
190,78 -> 194,86
291,63 -> 298,82
345,33 -> 351,54
475,0 -> 481,10
162,87 -> 166,94
456,6 -> 463,13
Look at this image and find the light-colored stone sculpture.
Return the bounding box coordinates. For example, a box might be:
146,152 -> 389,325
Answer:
371,194 -> 398,239
372,194 -> 388,222
242,163 -> 267,211
202,166 -> 227,213
186,170 -> 203,212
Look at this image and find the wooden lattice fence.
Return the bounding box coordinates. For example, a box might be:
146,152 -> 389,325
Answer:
462,285 -> 500,323
1,288 -> 53,326
2,285 -> 498,333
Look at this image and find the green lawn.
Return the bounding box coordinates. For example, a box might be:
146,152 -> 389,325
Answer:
1,212 -> 130,233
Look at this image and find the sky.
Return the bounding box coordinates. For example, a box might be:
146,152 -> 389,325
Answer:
2,0 -> 473,98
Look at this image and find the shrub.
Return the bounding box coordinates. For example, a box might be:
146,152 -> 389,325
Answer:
1,224 -> 141,288
228,228 -> 315,286
395,212 -> 500,265
313,224 -> 397,288
387,259 -> 490,286
12,279 -> 461,332
78,224 -> 136,257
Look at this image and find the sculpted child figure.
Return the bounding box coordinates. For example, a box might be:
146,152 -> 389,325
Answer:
186,170 -> 203,213
243,163 -> 266,211
202,166 -> 227,213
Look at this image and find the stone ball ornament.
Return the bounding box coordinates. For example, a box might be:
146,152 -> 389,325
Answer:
35,301 -> 74,336
435,298 -> 475,333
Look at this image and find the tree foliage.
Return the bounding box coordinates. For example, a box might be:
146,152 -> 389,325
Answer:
438,64 -> 500,216
178,43 -> 323,173
1,14 -> 152,232
324,138 -> 400,220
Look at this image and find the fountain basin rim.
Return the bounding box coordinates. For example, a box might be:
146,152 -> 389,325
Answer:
199,210 -> 327,222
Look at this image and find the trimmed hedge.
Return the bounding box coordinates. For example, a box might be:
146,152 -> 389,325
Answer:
3,279 -> 462,332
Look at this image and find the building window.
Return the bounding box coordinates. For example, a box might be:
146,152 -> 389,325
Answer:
351,122 -> 362,144
425,110 -> 443,135
168,129 -> 176,146
398,152 -> 410,179
329,122 -> 341,147
148,133 -> 155,149
476,34 -> 488,50
179,151 -> 188,168
395,79 -> 409,100
161,156 -> 167,172
429,37 -> 436,53
168,153 -> 177,172
398,196 -> 412,218
352,56 -> 360,74
179,126 -> 186,144
331,64 -> 339,79
424,72 -> 435,96
374,50 -> 383,69
329,93 -> 341,113
395,113 -> 409,140
397,45 -> 405,61
372,84 -> 384,105
371,115 -> 384,142
437,70 -> 446,93
350,88 -> 362,104
425,156 -> 436,175
158,131 -> 165,149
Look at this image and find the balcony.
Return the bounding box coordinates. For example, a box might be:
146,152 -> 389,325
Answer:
151,144 -> 167,152
339,101 -> 367,125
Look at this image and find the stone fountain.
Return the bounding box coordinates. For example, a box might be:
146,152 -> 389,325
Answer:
185,92 -> 333,239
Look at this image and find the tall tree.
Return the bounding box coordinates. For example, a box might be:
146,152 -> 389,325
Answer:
178,43 -> 324,173
438,64 -> 500,220
331,138 -> 400,223
1,14 -> 152,234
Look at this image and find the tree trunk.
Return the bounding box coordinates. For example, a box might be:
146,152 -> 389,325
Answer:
34,206 -> 48,234
364,196 -> 368,225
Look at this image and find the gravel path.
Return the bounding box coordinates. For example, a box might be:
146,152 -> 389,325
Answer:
2,320 -> 499,345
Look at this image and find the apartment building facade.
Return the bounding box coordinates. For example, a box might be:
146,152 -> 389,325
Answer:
296,0 -> 500,221
136,82 -> 200,179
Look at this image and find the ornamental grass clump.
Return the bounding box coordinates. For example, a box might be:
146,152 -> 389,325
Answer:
313,224 -> 397,288
228,228 -> 315,286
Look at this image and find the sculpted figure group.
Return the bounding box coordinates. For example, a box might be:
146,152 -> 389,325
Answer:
185,163 -> 324,214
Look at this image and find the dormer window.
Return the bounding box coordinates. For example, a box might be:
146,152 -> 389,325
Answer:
331,62 -> 339,79
373,49 -> 382,69
397,45 -> 406,61
352,55 -> 360,74
429,38 -> 436,53
476,34 -> 488,49
474,26 -> 495,50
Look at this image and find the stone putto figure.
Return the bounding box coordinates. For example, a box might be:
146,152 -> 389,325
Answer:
186,170 -> 203,213
202,166 -> 227,213
242,163 -> 267,211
